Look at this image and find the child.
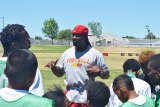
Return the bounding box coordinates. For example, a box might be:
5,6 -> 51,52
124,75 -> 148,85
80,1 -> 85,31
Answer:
0,24 -> 44,96
138,50 -> 160,101
113,74 -> 154,107
87,81 -> 110,107
43,85 -> 69,107
147,54 -> 160,107
0,49 -> 54,107
108,59 -> 151,107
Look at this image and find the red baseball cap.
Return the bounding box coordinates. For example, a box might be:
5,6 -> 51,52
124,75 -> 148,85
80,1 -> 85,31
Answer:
72,25 -> 89,36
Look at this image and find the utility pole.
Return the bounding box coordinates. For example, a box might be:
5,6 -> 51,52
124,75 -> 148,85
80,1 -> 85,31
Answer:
146,25 -> 151,48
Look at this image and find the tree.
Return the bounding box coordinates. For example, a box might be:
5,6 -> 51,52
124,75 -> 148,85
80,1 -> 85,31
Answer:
145,25 -> 157,39
88,22 -> 102,40
35,36 -> 43,40
42,18 -> 59,44
57,29 -> 72,40
122,36 -> 136,39
144,32 -> 157,39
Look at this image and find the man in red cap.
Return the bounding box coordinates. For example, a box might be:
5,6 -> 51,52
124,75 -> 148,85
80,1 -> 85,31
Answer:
46,25 -> 109,107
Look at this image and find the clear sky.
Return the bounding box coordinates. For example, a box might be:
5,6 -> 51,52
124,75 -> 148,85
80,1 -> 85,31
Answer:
0,0 -> 160,38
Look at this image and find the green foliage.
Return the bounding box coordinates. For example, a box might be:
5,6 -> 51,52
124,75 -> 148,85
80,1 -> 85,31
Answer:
88,22 -> 102,39
122,36 -> 136,39
144,32 -> 157,39
57,29 -> 72,40
35,36 -> 43,40
145,25 -> 157,39
42,18 -> 59,42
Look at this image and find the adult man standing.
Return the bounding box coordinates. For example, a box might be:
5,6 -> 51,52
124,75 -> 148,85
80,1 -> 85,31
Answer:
46,25 -> 109,107
0,24 -> 44,96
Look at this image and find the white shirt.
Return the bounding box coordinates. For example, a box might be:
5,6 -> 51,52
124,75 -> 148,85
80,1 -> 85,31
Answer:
29,68 -> 44,96
59,46 -> 108,103
0,88 -> 28,102
128,96 -> 146,105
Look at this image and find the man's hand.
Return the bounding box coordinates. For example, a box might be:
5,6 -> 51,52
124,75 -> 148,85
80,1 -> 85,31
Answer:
86,65 -> 101,77
45,59 -> 58,69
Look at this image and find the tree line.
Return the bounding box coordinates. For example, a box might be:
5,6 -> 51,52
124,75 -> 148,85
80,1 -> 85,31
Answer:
35,18 -> 157,43
122,32 -> 157,39
35,18 -> 102,45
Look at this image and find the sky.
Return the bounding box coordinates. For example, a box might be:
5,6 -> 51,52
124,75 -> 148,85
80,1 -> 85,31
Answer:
0,0 -> 160,39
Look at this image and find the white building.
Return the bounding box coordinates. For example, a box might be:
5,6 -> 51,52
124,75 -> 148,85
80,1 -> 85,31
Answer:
88,33 -> 128,46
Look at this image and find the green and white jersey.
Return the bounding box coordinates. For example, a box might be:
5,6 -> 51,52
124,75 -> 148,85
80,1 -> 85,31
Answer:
120,96 -> 154,107
59,46 -> 108,103
0,88 -> 54,107
0,57 -> 8,89
156,90 -> 160,107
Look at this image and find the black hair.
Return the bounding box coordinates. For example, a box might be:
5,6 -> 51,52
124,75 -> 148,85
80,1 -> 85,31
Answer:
43,85 -> 67,107
6,49 -> 37,90
123,59 -> 140,73
85,36 -> 91,46
147,54 -> 160,86
148,54 -> 160,72
0,24 -> 27,55
113,74 -> 134,91
87,81 -> 110,107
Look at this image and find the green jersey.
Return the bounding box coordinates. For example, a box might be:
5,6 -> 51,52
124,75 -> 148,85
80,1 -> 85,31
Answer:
0,94 -> 55,107
120,96 -> 154,107
156,90 -> 160,107
0,59 -> 8,88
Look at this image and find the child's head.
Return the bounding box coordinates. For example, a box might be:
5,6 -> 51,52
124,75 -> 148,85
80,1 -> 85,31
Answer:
139,50 -> 155,75
5,49 -> 37,90
123,58 -> 140,77
43,85 -> 69,107
112,74 -> 134,103
147,54 -> 160,86
87,81 -> 110,107
0,24 -> 31,56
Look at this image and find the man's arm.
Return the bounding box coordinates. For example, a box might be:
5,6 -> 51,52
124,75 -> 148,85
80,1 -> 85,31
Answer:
51,66 -> 65,77
45,60 -> 65,77
87,66 -> 109,79
88,52 -> 110,79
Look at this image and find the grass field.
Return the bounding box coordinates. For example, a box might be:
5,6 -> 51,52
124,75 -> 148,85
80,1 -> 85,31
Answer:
1,45 -> 159,92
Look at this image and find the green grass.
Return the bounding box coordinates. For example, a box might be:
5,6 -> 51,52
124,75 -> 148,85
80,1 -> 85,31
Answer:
30,45 -> 70,53
0,45 -> 158,92
30,45 -> 159,91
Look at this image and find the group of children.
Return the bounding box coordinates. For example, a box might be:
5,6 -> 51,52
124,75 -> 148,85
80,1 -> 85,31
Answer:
0,24 -> 110,107
108,50 -> 160,107
0,49 -> 109,107
0,24 -> 160,107
0,24 -> 54,107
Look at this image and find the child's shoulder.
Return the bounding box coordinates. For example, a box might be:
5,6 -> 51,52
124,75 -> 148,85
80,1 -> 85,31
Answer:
26,94 -> 51,101
24,94 -> 54,105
